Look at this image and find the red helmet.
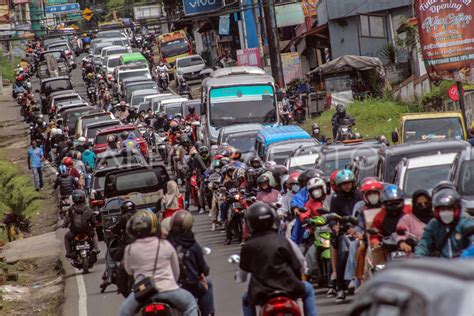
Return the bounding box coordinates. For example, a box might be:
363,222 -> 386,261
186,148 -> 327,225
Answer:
16,75 -> 23,81
63,157 -> 73,166
329,170 -> 339,191
360,178 -> 383,193
288,171 -> 302,184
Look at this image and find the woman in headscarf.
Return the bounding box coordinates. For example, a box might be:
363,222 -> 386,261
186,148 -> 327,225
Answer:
161,180 -> 184,219
397,190 -> 433,253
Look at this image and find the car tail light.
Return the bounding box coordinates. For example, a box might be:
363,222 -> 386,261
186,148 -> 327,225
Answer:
144,303 -> 166,313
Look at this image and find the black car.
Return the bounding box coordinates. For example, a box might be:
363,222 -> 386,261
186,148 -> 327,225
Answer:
37,76 -> 73,114
450,147 -> 474,214
376,139 -> 470,183
95,148 -> 147,169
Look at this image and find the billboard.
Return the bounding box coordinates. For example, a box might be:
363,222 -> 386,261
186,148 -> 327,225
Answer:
182,0 -> 224,16
281,52 -> 303,86
237,48 -> 261,68
416,0 -> 474,83
133,5 -> 162,20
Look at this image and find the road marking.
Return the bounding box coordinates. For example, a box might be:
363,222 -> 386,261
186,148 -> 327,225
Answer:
75,268 -> 88,316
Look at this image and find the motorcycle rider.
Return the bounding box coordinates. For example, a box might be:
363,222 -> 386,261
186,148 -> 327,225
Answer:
63,156 -> 81,180
167,210 -> 215,316
188,145 -> 211,213
239,203 -> 317,316
156,61 -> 169,87
415,184 -> 474,258
331,104 -> 355,139
311,123 -> 327,144
54,164 -> 79,200
255,174 -> 280,204
115,101 -> 130,123
185,105 -> 200,122
63,189 -> 99,259
330,169 -> 361,217
178,77 -> 191,97
119,211 -> 198,316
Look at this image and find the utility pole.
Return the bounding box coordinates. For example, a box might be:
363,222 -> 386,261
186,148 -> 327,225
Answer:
262,0 -> 284,88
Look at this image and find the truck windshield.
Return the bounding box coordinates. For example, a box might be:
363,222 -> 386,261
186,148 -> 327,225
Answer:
161,39 -> 189,58
404,164 -> 452,196
404,117 -> 464,143
209,85 -> 277,128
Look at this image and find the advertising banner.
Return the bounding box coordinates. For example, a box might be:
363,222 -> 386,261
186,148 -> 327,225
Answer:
281,52 -> 303,85
236,48 -> 261,68
219,14 -> 230,35
416,0 -> 474,83
133,5 -> 162,20
302,0 -> 318,17
183,0 -> 224,16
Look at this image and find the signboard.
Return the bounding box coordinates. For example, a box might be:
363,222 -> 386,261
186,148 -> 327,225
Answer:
448,84 -> 464,101
302,0 -> 318,17
82,7 -> 94,21
237,48 -> 261,68
182,0 -> 224,16
275,3 -> 305,28
14,0 -> 30,4
45,3 -> 80,14
66,12 -> 82,21
281,52 -> 303,85
46,0 -> 69,4
133,5 -> 162,20
219,14 -> 230,35
416,0 -> 474,83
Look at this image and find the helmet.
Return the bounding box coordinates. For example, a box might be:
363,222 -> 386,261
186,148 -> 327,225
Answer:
311,123 -> 320,129
336,104 -> 345,114
58,164 -> 68,175
307,177 -> 327,193
335,169 -> 355,185
381,184 -> 404,203
257,174 -> 270,186
120,200 -> 136,214
126,210 -> 160,239
78,136 -> 86,143
212,159 -> 223,171
198,145 -> 209,158
432,188 -> 461,225
360,178 -> 383,193
288,171 -> 302,184
263,161 -> 276,171
63,157 -> 73,166
188,105 -> 195,112
432,181 -> 457,197
298,169 -> 324,187
120,131 -> 130,140
246,203 -> 278,234
250,156 -> 262,168
107,134 -> 116,143
180,135 -> 191,147
329,170 -> 339,191
272,165 -> 288,185
170,210 -> 194,233
218,149 -> 230,157
230,147 -> 242,160
72,189 -> 86,204
233,168 -> 246,181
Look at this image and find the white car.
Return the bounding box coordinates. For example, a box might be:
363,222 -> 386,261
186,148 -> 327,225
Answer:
174,55 -> 210,84
286,153 -> 320,173
394,152 -> 457,200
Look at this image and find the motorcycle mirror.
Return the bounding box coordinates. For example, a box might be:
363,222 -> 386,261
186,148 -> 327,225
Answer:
347,216 -> 359,226
202,247 -> 212,255
367,228 -> 380,235
391,129 -> 399,143
317,208 -> 329,215
228,254 -> 240,264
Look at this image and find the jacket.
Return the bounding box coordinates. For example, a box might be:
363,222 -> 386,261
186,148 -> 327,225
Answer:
240,231 -> 306,306
329,190 -> 362,217
414,217 -> 474,258
64,204 -> 96,234
54,174 -> 78,196
168,231 -> 210,297
396,213 -> 426,243
290,187 -> 309,244
256,189 -> 280,204
82,150 -> 95,169
370,205 -> 411,245
300,198 -> 323,222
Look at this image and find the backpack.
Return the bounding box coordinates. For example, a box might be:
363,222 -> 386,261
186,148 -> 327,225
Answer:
176,245 -> 190,285
69,207 -> 89,234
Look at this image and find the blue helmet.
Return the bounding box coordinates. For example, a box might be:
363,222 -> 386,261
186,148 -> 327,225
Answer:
335,169 -> 355,186
381,184 -> 404,203
58,164 -> 67,175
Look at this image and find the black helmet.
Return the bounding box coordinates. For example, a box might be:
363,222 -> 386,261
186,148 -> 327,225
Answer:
246,202 -> 278,234
432,188 -> 461,210
180,135 -> 191,147
120,131 -> 130,140
298,169 -> 323,187
250,156 -> 262,168
188,105 -> 195,112
194,140 -> 203,149
272,165 -> 288,185
336,104 -> 345,114
170,210 -> 194,233
126,210 -> 160,239
72,189 -> 86,204
257,174 -> 270,186
198,145 -> 209,158
432,181 -> 457,197
120,200 -> 136,214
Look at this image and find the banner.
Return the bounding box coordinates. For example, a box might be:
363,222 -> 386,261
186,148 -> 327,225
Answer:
302,0 -> 318,17
281,52 -> 303,85
275,3 -> 305,28
219,14 -> 230,35
416,0 -> 474,83
182,0 -> 224,16
236,48 -> 261,68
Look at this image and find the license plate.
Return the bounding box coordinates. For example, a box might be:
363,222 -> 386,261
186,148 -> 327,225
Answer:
232,202 -> 243,209
158,144 -> 166,148
76,244 -> 90,250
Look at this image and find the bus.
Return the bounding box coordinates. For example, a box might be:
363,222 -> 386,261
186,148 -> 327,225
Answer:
157,30 -> 193,70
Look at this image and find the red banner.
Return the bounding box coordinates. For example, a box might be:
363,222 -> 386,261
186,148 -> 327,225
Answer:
416,0 -> 474,83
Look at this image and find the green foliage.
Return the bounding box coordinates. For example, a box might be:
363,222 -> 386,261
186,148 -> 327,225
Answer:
395,17 -> 419,54
378,43 -> 399,64
303,98 -> 413,140
0,53 -> 17,82
421,80 -> 453,110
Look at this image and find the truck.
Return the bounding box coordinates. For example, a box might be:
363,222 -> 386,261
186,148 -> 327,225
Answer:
392,111 -> 468,144
157,30 -> 193,71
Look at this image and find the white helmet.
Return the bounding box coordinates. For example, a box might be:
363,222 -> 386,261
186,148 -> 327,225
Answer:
50,127 -> 63,136
307,177 -> 327,194
78,136 -> 86,143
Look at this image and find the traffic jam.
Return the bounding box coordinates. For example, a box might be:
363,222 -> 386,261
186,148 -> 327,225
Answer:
9,5 -> 474,316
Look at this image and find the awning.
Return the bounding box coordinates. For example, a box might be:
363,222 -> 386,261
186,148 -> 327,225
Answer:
307,55 -> 385,76
281,23 -> 328,52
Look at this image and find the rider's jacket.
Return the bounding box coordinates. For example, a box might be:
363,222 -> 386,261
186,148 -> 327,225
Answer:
54,174 -> 77,196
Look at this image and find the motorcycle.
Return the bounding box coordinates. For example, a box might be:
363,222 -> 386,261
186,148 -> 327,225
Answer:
68,233 -> 97,274
293,102 -> 306,124
178,81 -> 192,99
157,70 -> 169,91
155,130 -> 168,162
335,118 -> 354,141
87,84 -> 96,104
59,197 -> 71,220
225,188 -> 248,245
189,171 -> 205,211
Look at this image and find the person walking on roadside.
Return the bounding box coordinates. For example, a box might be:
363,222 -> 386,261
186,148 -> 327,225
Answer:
27,140 -> 44,191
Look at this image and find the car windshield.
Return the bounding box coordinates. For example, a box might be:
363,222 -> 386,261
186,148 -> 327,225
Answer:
268,141 -> 315,165
115,171 -> 158,191
96,153 -> 144,168
87,122 -> 120,139
161,38 -> 189,58
43,52 -> 63,60
96,129 -> 136,145
54,95 -> 80,106
65,109 -> 97,131
183,102 -> 201,116
106,48 -> 128,57
94,46 -> 108,55
108,58 -> 121,68
97,31 -> 123,38
44,80 -> 72,95
404,118 -> 464,143
404,164 -> 452,196
177,57 -> 204,68
82,115 -> 112,129
49,43 -> 68,51
322,157 -> 353,175
459,160 -> 474,195
225,133 -> 258,153
119,71 -> 149,84
165,105 -> 182,116
209,85 -> 276,128
126,83 -> 158,98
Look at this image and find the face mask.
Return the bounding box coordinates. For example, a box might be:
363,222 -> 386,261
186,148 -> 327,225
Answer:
439,210 -> 454,224
291,184 -> 300,193
311,189 -> 323,199
367,193 -> 379,206
313,129 -> 320,134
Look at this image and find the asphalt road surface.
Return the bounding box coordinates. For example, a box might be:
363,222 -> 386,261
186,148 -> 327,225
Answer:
54,61 -> 352,316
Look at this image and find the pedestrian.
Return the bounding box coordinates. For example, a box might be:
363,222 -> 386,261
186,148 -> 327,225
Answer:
27,140 -> 44,191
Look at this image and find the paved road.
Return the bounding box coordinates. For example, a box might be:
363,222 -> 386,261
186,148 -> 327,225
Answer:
51,61 -> 353,315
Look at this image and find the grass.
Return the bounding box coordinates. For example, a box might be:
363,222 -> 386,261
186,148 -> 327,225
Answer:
303,98 -> 417,140
0,54 -> 20,82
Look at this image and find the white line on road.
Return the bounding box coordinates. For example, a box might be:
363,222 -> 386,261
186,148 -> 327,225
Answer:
75,268 -> 88,316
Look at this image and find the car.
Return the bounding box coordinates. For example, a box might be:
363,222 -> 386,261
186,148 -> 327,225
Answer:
37,50 -> 70,78
49,92 -> 82,116
84,119 -> 122,144
100,46 -> 130,64
95,148 -> 146,169
62,106 -> 100,136
317,140 -> 386,177
75,112 -> 115,138
150,94 -> 176,112
266,139 -> 319,165
181,100 -> 202,118
286,153 -> 320,173
130,89 -> 161,110
105,54 -> 125,83
157,98 -> 188,114
93,125 -> 150,160
375,139 -> 470,183
217,124 -> 263,161
37,76 -> 74,113
124,80 -> 159,104
163,102 -> 183,117
114,68 -> 152,95
46,41 -> 76,69
449,147 -> 474,214
394,153 -> 457,199
174,54 -> 209,84
54,101 -> 90,124
348,258 -> 474,316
